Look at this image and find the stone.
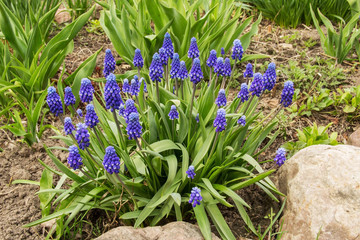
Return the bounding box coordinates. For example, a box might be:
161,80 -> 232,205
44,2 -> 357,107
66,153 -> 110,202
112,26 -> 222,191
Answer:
55,6 -> 71,24
276,145 -> 360,240
348,128 -> 360,147
96,221 -> 220,240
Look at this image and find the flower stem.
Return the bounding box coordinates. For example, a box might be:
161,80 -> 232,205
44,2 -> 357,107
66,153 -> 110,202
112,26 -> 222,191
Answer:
209,68 -> 212,85
188,83 -> 196,145
243,95 -> 255,115
166,63 -> 169,90
112,110 -> 127,153
172,120 -> 175,141
86,148 -> 102,169
175,78 -> 179,96
156,81 -> 160,104
94,127 -> 104,149
181,80 -> 184,100
137,67 -> 141,80
114,174 -> 137,209
235,100 -> 242,113
229,59 -> 237,83
208,132 -> 219,161
214,75 -> 219,87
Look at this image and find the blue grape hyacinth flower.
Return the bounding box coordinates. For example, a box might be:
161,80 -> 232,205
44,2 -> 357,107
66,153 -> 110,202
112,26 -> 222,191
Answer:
79,78 -> 94,103
189,58 -> 203,84
104,73 -> 123,111
149,53 -> 163,82
249,73 -> 263,97
231,39 -> 243,61
124,99 -> 138,122
215,89 -> 227,107
274,148 -> 286,166
237,83 -> 249,102
119,103 -> 125,117
47,86 -> 63,116
67,145 -> 83,170
170,53 -> 180,79
162,32 -> 174,59
189,187 -> 202,207
224,58 -> 231,77
85,104 -> 99,128
206,49 -> 217,68
103,146 -> 120,174
77,109 -> 83,117
75,123 -> 90,150
126,112 -> 142,140
122,79 -> 130,93
263,62 -> 277,91
64,87 -> 76,106
195,113 -> 199,123
177,61 -> 188,80
243,63 -> 254,78
186,165 -> 196,179
133,49 -> 144,68
140,78 -> 147,92
280,81 -> 294,107
188,37 -> 199,59
214,57 -> 224,77
130,78 -> 140,96
159,47 -> 168,66
64,117 -> 75,135
103,49 -> 116,77
237,115 -> 246,126
168,105 -> 179,120
221,47 -> 225,56
213,108 -> 227,132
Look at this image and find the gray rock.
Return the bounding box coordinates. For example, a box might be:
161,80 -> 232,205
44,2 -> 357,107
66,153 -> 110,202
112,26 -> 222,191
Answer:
348,128 -> 360,147
277,145 -> 360,240
96,221 -> 220,240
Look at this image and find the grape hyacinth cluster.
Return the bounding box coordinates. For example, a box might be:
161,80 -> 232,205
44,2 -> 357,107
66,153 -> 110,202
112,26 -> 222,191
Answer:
75,123 -> 90,150
67,145 -> 83,170
124,99 -> 138,121
215,89 -> 227,107
237,83 -> 249,102
64,117 -> 75,135
188,37 -> 199,59
223,58 -> 231,77
122,79 -> 130,93
213,108 -> 227,132
168,105 -> 179,120
103,146 -> 120,174
214,57 -> 224,76
159,47 -> 168,66
162,32 -> 174,59
46,86 -> 63,116
149,53 -> 163,82
170,53 -> 180,79
85,104 -> 99,128
186,165 -> 196,179
133,49 -> 144,68
280,81 -> 294,107
249,73 -> 263,97
243,63 -> 253,78
274,148 -> 287,166
231,39 -> 243,61
221,47 -> 225,56
177,61 -> 188,80
189,58 -> 203,84
119,104 -> 125,117
130,78 -> 140,96
189,187 -> 202,207
79,78 -> 94,103
206,50 -> 217,68
126,112 -> 142,140
104,73 -> 123,111
238,115 -> 246,126
263,62 -> 276,91
77,109 -> 83,117
64,87 -> 76,106
103,49 -> 116,77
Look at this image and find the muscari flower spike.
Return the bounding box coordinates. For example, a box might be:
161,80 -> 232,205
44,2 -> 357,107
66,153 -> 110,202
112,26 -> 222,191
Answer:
124,99 -> 138,122
133,49 -> 144,68
126,112 -> 142,140
64,87 -> 76,106
168,105 -> 179,120
104,73 -> 123,111
46,86 -> 63,116
162,32 -> 174,59
263,62 -> 277,91
224,58 -> 231,77
189,187 -> 202,207
237,83 -> 249,102
79,78 -> 94,103
213,108 -> 227,132
215,89 -> 227,107
274,148 -> 286,166
214,57 -> 224,77
188,37 -> 199,59
77,109 -> 83,117
243,63 -> 254,78
64,117 -> 75,135
75,123 -> 90,150
186,165 -> 196,179
238,115 -> 246,126
122,79 -> 130,93
195,113 -> 199,123
149,53 -> 163,82
140,78 -> 147,92
206,49 -> 217,68
119,104 -> 125,117
249,73 -> 263,97
170,53 -> 180,79
177,61 -> 188,80
103,146 -> 120,174
231,39 -> 244,61
85,104 -> 99,128
189,58 -> 203,85
159,47 -> 168,66
103,49 -> 116,77
221,47 -> 225,56
67,145 -> 83,170
130,78 -> 140,96
280,81 -> 294,107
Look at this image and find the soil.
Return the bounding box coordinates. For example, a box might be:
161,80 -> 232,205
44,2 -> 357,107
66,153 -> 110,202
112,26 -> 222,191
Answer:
1,13 -> 359,240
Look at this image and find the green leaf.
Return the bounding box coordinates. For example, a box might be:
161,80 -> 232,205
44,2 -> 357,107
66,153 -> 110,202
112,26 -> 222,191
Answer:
194,203 -> 212,240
